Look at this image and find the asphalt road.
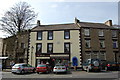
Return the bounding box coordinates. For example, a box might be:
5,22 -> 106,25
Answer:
1,70 -> 120,80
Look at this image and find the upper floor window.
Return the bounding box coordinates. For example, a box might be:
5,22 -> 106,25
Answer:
21,43 -> 25,49
36,43 -> 42,53
112,30 -> 117,37
113,41 -> 118,48
99,30 -> 104,37
48,31 -> 53,40
85,40 -> 91,48
64,43 -> 70,53
100,40 -> 105,48
47,43 -> 53,53
64,30 -> 70,39
37,32 -> 42,40
84,29 -> 90,36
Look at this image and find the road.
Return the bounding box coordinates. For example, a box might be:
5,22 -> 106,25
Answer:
1,70 -> 120,80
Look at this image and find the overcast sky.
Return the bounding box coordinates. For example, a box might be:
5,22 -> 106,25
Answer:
0,0 -> 119,38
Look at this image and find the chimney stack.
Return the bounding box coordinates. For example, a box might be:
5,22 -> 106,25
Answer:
37,20 -> 40,26
105,20 -> 112,26
75,17 -> 80,23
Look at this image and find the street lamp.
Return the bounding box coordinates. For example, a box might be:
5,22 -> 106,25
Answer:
31,46 -> 34,65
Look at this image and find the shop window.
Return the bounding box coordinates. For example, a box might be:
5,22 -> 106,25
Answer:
64,43 -> 70,53
47,43 -> 53,53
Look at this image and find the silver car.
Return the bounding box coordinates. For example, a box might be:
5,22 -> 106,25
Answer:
11,63 -> 35,74
53,63 -> 67,74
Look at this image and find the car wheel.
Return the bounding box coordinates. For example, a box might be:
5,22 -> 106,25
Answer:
105,67 -> 108,71
37,72 -> 39,74
33,69 -> 35,73
87,68 -> 90,72
21,70 -> 25,74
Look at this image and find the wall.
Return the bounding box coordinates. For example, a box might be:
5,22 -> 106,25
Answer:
29,30 -> 81,67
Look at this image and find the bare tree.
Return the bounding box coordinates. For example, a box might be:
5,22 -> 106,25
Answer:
0,2 -> 37,35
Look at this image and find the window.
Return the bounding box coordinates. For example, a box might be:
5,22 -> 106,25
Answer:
37,32 -> 42,40
64,43 -> 70,53
48,31 -> 53,40
100,52 -> 106,60
99,30 -> 104,36
64,30 -> 70,39
36,43 -> 42,53
113,41 -> 118,48
47,43 -> 53,53
84,29 -> 90,36
112,30 -> 117,37
100,40 -> 105,48
85,40 -> 91,48
85,52 -> 91,60
21,43 -> 25,48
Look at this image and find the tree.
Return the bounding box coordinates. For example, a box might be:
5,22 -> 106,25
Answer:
0,2 -> 37,35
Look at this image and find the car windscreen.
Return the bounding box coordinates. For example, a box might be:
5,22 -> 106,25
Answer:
37,65 -> 46,67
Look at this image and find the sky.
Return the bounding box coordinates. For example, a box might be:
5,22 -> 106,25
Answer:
0,0 -> 119,38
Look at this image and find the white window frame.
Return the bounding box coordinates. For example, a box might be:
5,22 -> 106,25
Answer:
100,52 -> 106,60
113,41 -> 118,48
99,30 -> 104,36
84,29 -> 90,36
112,30 -> 117,37
100,40 -> 105,48
85,40 -> 91,48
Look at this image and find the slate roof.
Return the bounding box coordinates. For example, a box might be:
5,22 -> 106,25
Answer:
32,23 -> 80,31
31,22 -> 115,31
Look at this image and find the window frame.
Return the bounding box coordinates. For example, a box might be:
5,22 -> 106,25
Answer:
37,31 -> 42,40
64,43 -> 70,53
36,43 -> 42,53
64,30 -> 70,39
99,40 -> 105,48
84,29 -> 90,36
85,40 -> 91,48
48,31 -> 53,40
112,30 -> 117,37
47,43 -> 53,53
99,30 -> 104,37
113,40 -> 118,48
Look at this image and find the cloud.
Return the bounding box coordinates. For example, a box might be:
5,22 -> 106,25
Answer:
51,4 -> 58,8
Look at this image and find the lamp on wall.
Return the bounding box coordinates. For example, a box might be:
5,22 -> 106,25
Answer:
31,46 -> 34,65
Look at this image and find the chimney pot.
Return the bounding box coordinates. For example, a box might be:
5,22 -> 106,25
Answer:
37,20 -> 40,26
105,20 -> 112,26
75,17 -> 80,23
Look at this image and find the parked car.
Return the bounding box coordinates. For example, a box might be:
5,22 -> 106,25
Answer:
53,63 -> 67,74
105,62 -> 119,71
36,64 -> 52,74
11,63 -> 35,74
82,59 -> 102,72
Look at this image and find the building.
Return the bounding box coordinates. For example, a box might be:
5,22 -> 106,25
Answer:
2,31 -> 29,68
79,20 -> 119,63
28,18 -> 119,68
0,38 -> 3,57
29,20 -> 81,68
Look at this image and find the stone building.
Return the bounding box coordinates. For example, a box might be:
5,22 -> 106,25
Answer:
0,38 -> 3,57
28,18 -> 119,68
2,31 -> 30,68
